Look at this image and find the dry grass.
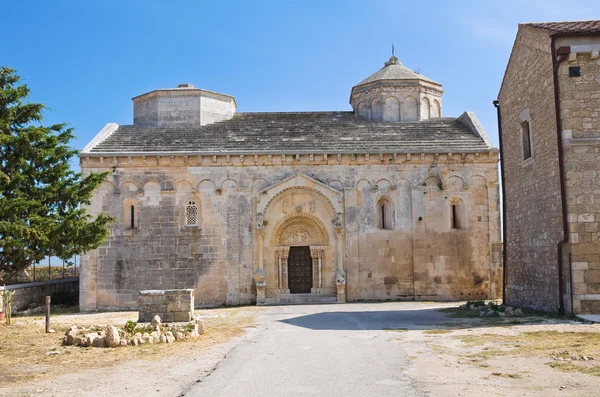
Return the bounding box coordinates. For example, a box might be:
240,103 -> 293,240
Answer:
0,306 -> 262,385
454,330 -> 600,376
423,329 -> 453,335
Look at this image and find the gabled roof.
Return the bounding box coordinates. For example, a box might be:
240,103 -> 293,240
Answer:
523,20 -> 600,35
354,56 -> 440,88
81,111 -> 496,156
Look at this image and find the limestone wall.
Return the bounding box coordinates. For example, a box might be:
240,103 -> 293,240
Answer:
498,25 -> 564,313
1,278 -> 79,313
80,152 -> 500,310
560,48 -> 600,313
138,289 -> 194,322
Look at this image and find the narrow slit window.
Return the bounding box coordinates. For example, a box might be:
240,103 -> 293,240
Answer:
130,205 -> 135,229
186,200 -> 198,226
452,204 -> 458,229
522,120 -> 532,160
381,204 -> 386,230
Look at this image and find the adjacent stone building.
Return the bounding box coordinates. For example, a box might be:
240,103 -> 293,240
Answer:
498,20 -> 600,314
80,55 -> 501,310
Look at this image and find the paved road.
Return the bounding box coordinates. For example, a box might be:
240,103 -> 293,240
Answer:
183,302 -> 456,397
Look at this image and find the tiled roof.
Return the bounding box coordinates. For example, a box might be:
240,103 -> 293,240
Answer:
84,112 -> 495,155
354,57 -> 439,87
524,20 -> 600,35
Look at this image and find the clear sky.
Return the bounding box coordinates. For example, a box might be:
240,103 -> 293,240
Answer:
4,0 -> 600,159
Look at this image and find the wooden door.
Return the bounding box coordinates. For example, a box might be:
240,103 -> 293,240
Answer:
288,246 -> 312,293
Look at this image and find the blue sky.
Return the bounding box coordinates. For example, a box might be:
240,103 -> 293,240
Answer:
4,0 -> 600,157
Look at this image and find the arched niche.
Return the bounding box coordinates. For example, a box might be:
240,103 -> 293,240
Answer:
143,181 -> 161,206
445,176 -> 465,192
421,97 -> 431,120
432,100 -> 441,118
402,96 -> 418,121
376,178 -> 392,190
383,97 -> 400,122
357,102 -> 369,119
371,99 -> 383,120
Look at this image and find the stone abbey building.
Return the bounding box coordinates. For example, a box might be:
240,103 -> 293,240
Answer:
80,55 -> 501,310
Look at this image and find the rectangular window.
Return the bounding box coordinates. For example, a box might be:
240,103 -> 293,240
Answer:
521,120 -> 532,160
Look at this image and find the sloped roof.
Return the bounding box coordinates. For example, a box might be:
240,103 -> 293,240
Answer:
524,20 -> 600,35
354,56 -> 440,87
83,112 -> 495,155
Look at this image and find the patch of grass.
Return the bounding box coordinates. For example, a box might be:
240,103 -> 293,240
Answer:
548,361 -> 600,376
0,306 -> 263,385
423,329 -> 452,335
455,330 -> 600,375
384,328 -> 408,332
428,344 -> 451,354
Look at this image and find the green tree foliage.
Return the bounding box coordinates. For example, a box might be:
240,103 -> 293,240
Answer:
0,67 -> 113,281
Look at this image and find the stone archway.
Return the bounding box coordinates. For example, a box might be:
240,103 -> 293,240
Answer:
270,213 -> 329,293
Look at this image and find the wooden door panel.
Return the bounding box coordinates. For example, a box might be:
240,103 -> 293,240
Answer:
288,246 -> 312,293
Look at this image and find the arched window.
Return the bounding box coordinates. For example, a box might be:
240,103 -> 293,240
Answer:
123,199 -> 138,229
377,198 -> 392,230
185,200 -> 198,226
450,200 -> 465,230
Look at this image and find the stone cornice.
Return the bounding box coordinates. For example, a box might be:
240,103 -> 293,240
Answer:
80,151 -> 499,169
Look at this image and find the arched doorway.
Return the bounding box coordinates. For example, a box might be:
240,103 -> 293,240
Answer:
271,213 -> 330,294
288,246 -> 312,293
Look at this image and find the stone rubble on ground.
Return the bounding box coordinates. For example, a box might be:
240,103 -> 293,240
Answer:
62,315 -> 205,348
459,302 -> 527,318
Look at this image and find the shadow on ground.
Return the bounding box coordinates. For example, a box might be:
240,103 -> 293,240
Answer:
278,306 -> 556,331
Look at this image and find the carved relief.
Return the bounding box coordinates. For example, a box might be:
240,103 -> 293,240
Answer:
282,198 -> 289,214
309,199 -> 316,213
286,229 -> 311,244
281,252 -> 289,289
271,213 -> 330,246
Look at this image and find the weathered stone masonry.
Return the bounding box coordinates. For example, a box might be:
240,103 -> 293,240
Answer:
499,20 -> 600,314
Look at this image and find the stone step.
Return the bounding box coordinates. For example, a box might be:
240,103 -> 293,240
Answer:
262,294 -> 338,306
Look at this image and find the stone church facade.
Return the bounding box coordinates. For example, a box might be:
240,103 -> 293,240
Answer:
80,55 -> 501,310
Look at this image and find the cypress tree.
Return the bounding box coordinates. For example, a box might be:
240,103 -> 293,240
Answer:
0,67 -> 113,282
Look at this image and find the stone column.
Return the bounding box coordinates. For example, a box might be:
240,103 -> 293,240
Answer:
254,227 -> 266,305
281,249 -> 289,293
335,227 -> 346,303
257,228 -> 264,270
311,248 -> 320,291
318,250 -> 323,288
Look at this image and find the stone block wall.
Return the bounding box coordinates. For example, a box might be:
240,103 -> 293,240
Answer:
80,151 -> 500,310
559,48 -> 600,313
1,278 -> 79,312
138,289 -> 194,322
498,25 -> 564,313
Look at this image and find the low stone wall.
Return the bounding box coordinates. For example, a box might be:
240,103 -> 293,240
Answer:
138,289 -> 194,322
0,278 -> 79,312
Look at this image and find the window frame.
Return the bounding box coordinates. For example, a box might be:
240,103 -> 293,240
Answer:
519,108 -> 534,163
376,197 -> 393,231
185,200 -> 199,227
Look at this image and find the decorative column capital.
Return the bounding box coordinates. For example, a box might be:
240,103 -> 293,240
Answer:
256,228 -> 264,237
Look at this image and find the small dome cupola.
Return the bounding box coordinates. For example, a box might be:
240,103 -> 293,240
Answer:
350,50 -> 444,122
